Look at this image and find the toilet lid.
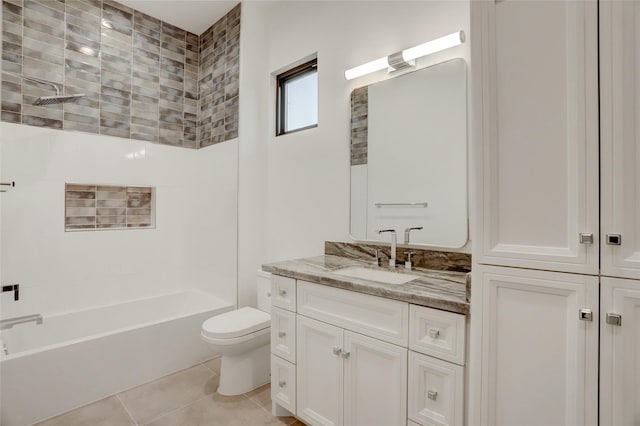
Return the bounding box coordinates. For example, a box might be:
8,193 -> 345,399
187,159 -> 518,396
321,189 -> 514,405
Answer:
202,307 -> 270,339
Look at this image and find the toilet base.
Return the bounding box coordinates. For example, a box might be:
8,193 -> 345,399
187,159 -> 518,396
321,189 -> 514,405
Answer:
217,343 -> 270,395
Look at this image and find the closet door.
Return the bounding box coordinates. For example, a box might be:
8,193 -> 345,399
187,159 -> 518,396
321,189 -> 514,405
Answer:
474,0 -> 599,274
600,0 -> 640,280
476,265 -> 599,426
600,277 -> 640,426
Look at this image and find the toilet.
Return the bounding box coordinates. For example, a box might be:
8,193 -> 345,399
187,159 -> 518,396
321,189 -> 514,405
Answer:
201,270 -> 272,396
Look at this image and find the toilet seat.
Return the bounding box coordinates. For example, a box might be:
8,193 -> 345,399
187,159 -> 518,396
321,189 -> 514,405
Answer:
201,307 -> 270,341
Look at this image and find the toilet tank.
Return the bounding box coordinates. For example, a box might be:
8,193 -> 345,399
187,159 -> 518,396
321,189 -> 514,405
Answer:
256,270 -> 272,313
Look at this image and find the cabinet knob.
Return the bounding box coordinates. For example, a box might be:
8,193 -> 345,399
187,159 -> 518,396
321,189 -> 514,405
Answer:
278,331 -> 286,338
332,347 -> 342,356
278,380 -> 287,388
341,351 -> 351,359
427,390 -> 438,401
606,234 -> 622,245
579,308 -> 593,321
428,328 -> 440,339
606,313 -> 622,326
579,233 -> 593,244
279,289 -> 287,296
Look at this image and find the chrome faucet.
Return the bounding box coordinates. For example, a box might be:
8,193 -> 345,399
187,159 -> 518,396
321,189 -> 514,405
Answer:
377,229 -> 397,268
404,227 -> 423,244
0,314 -> 43,330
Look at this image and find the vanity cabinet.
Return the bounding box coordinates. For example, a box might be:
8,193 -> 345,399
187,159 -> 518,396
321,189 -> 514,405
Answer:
296,315 -> 408,426
472,1 -> 640,424
600,0 -> 640,281
270,277 -> 467,426
600,277 -> 640,425
474,0 -> 599,275
474,265 -> 599,426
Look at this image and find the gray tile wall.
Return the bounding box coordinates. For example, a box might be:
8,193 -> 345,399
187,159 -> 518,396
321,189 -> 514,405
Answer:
197,3 -> 240,148
1,0 -> 240,150
350,86 -> 368,165
65,183 -> 154,230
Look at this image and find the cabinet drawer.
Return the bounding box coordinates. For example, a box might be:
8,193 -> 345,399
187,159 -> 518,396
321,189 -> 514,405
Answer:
408,352 -> 463,426
271,307 -> 296,363
271,355 -> 296,414
410,305 -> 466,365
272,275 -> 296,312
297,280 -> 409,346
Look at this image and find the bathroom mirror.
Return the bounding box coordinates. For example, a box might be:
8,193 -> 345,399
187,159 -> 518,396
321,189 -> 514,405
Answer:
349,58 -> 468,248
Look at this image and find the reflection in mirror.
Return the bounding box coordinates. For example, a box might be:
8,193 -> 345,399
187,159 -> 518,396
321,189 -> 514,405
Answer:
350,59 -> 467,248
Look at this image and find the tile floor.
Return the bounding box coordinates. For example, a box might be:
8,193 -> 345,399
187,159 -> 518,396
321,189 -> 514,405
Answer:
35,357 -> 305,426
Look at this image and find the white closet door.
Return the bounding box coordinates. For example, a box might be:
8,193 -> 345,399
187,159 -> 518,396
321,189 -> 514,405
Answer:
474,0 -> 599,274
600,277 -> 640,426
600,0 -> 640,280
476,265 -> 598,426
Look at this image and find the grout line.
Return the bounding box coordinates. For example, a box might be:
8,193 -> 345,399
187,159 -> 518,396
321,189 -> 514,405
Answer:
199,356 -> 221,375
115,394 -> 139,426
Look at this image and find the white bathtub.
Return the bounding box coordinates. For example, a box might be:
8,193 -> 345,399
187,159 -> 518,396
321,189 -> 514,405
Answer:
0,290 -> 233,426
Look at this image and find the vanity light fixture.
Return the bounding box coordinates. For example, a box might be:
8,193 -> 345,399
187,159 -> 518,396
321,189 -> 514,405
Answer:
344,31 -> 465,80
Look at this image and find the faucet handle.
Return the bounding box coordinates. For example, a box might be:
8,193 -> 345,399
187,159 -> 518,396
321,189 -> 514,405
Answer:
373,249 -> 382,266
405,251 -> 416,271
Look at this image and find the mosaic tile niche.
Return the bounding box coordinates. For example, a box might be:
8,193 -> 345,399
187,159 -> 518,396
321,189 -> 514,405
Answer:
65,183 -> 154,230
0,0 -> 240,149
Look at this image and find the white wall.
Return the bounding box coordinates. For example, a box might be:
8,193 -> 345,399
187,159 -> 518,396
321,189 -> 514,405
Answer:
238,1 -> 470,306
0,123 -> 237,318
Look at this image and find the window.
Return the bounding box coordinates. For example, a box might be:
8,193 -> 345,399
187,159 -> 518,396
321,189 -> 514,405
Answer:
276,58 -> 318,135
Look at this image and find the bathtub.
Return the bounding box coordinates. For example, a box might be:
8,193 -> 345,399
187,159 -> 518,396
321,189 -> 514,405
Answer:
0,290 -> 233,426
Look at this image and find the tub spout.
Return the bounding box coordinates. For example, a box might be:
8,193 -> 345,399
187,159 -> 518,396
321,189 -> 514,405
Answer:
0,314 -> 43,330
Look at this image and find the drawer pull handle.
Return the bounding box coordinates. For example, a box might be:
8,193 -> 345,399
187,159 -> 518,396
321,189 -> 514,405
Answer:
279,289 -> 287,296
332,347 -> 342,356
341,351 -> 351,359
427,390 -> 438,401
279,380 -> 287,388
428,328 -> 440,339
278,331 -> 286,338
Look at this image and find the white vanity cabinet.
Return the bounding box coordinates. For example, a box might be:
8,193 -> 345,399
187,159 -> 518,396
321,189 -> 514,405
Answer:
473,0 -> 599,275
473,265 -> 599,426
600,277 -> 640,425
270,276 -> 467,426
600,0 -> 640,281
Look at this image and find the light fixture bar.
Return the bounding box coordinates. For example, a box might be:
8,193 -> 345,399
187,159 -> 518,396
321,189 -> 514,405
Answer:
402,31 -> 465,62
344,56 -> 389,81
344,30 -> 465,80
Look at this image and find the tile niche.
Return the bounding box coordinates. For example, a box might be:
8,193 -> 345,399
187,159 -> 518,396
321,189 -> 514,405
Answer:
65,183 -> 154,231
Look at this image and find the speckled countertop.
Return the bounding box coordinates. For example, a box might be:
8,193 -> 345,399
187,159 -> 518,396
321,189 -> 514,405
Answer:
262,255 -> 470,315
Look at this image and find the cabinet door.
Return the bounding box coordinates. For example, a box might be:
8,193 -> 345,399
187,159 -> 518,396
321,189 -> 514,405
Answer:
600,0 -> 640,280
600,277 -> 640,425
475,265 -> 598,426
473,0 -> 599,274
343,331 -> 407,426
296,316 -> 343,426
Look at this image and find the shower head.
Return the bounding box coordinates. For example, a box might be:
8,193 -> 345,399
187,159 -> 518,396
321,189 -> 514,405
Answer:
1,73 -> 85,106
32,93 -> 85,106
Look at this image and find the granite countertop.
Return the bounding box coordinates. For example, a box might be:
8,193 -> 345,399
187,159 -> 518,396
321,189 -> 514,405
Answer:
262,255 -> 470,315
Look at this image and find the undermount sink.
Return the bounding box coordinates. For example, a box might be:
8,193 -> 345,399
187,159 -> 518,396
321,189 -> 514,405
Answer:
333,266 -> 419,285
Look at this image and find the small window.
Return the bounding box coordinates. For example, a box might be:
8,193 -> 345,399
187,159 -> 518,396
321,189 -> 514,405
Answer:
276,58 -> 318,136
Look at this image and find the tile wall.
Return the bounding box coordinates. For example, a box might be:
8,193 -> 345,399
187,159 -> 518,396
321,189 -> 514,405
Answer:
198,4 -> 240,148
350,86 -> 368,165
0,0 -> 239,149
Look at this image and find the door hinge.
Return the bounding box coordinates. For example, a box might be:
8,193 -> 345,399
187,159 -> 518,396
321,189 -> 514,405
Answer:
579,308 -> 593,321
606,313 -> 622,326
